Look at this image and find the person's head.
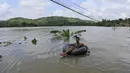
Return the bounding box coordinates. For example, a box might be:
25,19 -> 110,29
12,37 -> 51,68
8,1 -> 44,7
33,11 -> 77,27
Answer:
74,35 -> 80,44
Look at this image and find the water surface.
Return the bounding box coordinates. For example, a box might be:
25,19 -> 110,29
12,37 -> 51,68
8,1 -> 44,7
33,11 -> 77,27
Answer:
0,26 -> 130,73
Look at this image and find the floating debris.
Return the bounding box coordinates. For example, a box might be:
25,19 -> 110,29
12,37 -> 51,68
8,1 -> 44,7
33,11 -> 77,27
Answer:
0,55 -> 2,58
0,41 -> 13,47
24,36 -> 27,41
4,41 -> 12,47
31,38 -> 37,45
19,43 -> 21,44
0,55 -> 2,61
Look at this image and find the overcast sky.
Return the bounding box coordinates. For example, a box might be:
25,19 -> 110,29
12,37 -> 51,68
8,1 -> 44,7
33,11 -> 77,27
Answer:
0,0 -> 130,20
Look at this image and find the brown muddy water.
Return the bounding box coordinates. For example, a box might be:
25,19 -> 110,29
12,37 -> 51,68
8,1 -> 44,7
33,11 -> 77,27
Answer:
0,26 -> 130,73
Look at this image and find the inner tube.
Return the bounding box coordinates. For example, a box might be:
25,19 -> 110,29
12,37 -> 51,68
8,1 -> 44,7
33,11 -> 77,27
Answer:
63,43 -> 90,55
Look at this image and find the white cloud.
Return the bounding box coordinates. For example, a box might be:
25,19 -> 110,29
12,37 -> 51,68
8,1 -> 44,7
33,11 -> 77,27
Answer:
53,9 -> 79,17
20,0 -> 47,10
0,3 -> 11,20
0,0 -> 51,20
52,9 -> 92,20
12,0 -> 50,19
52,0 -> 130,21
1,0 -> 130,20
80,0 -> 130,20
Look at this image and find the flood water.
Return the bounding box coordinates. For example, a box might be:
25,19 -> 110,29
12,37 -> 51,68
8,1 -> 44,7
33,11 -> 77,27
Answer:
0,26 -> 130,73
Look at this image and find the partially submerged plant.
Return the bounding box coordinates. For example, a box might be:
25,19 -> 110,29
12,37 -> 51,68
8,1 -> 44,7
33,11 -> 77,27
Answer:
31,38 -> 37,45
50,29 -> 86,42
24,36 -> 27,41
0,41 -> 13,47
50,30 -> 62,36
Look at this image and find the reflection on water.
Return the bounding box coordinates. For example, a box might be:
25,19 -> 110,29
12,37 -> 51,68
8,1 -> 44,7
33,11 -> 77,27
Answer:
53,55 -> 90,67
0,27 -> 130,73
112,27 -> 116,31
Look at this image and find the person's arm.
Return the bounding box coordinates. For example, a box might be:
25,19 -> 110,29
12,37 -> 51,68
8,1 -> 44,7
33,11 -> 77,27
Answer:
80,43 -> 85,46
80,43 -> 88,48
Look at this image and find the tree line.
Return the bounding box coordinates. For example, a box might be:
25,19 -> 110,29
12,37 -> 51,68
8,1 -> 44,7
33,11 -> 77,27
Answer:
0,16 -> 130,27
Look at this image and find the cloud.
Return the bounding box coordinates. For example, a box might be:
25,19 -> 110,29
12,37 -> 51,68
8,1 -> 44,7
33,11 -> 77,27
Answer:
52,0 -> 130,20
0,0 -> 51,20
53,9 -> 79,17
12,0 -> 50,19
80,0 -> 130,20
0,3 -> 11,20
1,0 -> 130,20
20,0 -> 47,10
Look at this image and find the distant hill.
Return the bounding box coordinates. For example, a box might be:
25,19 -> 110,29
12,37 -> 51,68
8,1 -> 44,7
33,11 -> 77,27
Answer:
0,16 -> 94,27
0,16 -> 130,27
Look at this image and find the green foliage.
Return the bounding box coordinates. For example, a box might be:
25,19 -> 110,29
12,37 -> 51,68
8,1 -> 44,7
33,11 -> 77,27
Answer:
61,29 -> 70,42
0,16 -> 130,27
4,42 -> 12,47
50,29 -> 70,42
0,41 -> 12,47
50,30 -> 62,36
31,38 -> 37,45
50,29 -> 86,42
24,36 -> 27,41
0,16 -> 92,27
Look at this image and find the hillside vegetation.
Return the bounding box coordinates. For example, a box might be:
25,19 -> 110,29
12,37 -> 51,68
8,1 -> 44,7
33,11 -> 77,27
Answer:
0,16 -> 130,27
